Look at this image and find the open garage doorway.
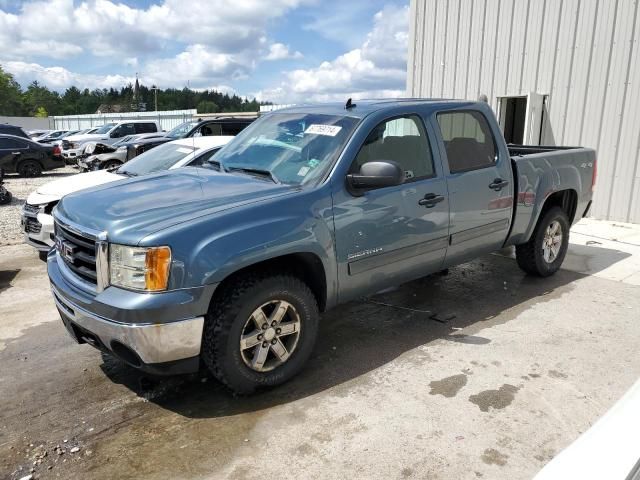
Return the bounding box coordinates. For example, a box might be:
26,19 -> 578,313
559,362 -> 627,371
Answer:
497,93 -> 546,145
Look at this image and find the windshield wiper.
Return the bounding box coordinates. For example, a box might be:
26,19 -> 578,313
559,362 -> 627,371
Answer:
227,167 -> 280,184
116,169 -> 138,177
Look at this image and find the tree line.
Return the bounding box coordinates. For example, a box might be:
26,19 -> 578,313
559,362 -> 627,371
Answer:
0,66 -> 268,117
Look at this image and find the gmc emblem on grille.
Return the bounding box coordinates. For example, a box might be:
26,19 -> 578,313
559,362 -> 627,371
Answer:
56,238 -> 76,263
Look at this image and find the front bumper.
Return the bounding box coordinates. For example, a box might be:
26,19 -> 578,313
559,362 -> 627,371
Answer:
22,209 -> 55,251
48,250 -> 217,375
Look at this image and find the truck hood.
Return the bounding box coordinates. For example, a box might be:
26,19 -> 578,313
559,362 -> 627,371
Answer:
27,170 -> 123,205
65,134 -> 109,143
56,168 -> 297,245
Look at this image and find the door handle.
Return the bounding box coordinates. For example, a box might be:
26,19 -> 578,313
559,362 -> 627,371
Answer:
418,193 -> 445,208
489,178 -> 509,191
12,152 -> 21,155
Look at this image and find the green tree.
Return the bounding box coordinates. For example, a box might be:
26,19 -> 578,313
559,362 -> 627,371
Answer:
197,100 -> 219,114
0,66 -> 26,115
34,106 -> 48,117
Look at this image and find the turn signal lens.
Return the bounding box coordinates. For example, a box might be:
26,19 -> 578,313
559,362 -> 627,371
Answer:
145,246 -> 172,291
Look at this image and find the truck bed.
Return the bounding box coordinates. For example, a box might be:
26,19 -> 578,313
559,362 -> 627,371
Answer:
508,144 -> 583,156
505,144 -> 596,247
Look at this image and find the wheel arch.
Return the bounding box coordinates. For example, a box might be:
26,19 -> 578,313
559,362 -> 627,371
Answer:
518,188 -> 578,244
211,252 -> 329,313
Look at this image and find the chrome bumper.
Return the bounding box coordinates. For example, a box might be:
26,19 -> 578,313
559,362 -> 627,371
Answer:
51,283 -> 204,365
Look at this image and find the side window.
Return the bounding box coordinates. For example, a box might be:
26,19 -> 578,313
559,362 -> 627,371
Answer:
189,147 -> 221,167
135,123 -> 157,133
112,124 -> 135,138
2,138 -> 26,149
352,115 -> 435,182
437,111 -> 497,173
221,122 -> 247,136
197,123 -> 222,137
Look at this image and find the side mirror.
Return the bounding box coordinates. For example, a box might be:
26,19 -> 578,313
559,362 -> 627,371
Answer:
346,160 -> 404,191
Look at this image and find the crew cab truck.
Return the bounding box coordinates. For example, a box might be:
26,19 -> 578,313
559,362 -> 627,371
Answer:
47,99 -> 596,394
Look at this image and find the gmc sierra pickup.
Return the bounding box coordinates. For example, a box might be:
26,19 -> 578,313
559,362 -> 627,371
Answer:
48,99 -> 596,394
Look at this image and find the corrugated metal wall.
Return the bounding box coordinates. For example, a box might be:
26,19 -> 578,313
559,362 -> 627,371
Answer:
408,0 -> 640,223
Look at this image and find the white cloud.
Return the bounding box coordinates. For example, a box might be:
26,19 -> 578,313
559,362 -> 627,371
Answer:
256,4 -> 409,103
4,61 -> 134,90
0,0 -> 314,92
0,0 -> 311,60
265,43 -> 303,61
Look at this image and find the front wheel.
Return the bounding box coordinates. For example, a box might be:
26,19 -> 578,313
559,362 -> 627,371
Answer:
516,206 -> 570,277
201,274 -> 319,394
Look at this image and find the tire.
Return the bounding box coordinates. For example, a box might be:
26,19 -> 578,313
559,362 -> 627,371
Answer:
201,273 -> 319,394
17,160 -> 42,177
101,160 -> 122,170
516,206 -> 570,277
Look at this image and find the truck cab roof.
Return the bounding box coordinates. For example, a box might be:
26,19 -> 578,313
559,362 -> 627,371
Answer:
274,98 -> 479,118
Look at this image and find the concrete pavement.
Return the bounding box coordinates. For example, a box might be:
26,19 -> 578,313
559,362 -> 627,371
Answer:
1,219 -> 639,480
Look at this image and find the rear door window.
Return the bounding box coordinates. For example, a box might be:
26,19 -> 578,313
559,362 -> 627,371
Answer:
134,123 -> 157,133
436,111 -> 497,173
221,122 -> 249,135
0,138 -> 27,149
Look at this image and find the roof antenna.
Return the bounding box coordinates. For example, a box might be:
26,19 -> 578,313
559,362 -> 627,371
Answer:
345,98 -> 356,110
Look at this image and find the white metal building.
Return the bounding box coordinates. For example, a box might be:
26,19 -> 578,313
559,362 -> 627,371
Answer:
407,0 -> 640,223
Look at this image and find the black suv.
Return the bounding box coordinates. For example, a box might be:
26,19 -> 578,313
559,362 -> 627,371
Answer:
164,116 -> 257,141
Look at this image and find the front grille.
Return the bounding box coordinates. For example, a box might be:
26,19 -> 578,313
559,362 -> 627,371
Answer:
23,203 -> 40,216
24,217 -> 41,234
55,222 -> 98,284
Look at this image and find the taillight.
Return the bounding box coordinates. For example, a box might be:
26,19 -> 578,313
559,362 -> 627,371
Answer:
592,157 -> 597,192
53,145 -> 61,156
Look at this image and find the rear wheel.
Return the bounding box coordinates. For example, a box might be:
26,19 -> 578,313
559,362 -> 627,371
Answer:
516,206 -> 570,277
201,273 -> 319,394
18,160 -> 42,177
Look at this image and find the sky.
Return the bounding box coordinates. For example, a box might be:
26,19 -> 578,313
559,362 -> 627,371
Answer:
0,0 -> 410,103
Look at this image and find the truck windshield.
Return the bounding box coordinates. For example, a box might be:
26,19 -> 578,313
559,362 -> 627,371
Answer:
209,113 -> 359,185
117,142 -> 196,176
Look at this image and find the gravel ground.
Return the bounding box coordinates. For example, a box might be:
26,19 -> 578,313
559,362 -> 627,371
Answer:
0,166 -> 77,246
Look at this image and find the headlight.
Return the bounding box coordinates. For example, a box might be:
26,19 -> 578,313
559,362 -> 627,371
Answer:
117,146 -> 127,151
109,244 -> 171,291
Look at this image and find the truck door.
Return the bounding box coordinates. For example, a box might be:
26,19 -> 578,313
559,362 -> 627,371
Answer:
332,114 -> 450,301
434,109 -> 513,266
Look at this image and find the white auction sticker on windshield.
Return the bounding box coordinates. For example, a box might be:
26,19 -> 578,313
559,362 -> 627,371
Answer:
304,124 -> 342,136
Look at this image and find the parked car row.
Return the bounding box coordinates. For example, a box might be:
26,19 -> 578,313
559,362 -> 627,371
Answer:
22,136 -> 234,258
36,99 -> 596,395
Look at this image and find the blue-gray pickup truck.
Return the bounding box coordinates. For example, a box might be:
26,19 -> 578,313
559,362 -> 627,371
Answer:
48,99 -> 596,393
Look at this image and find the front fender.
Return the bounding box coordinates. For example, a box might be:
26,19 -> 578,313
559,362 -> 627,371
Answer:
149,187 -> 338,308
